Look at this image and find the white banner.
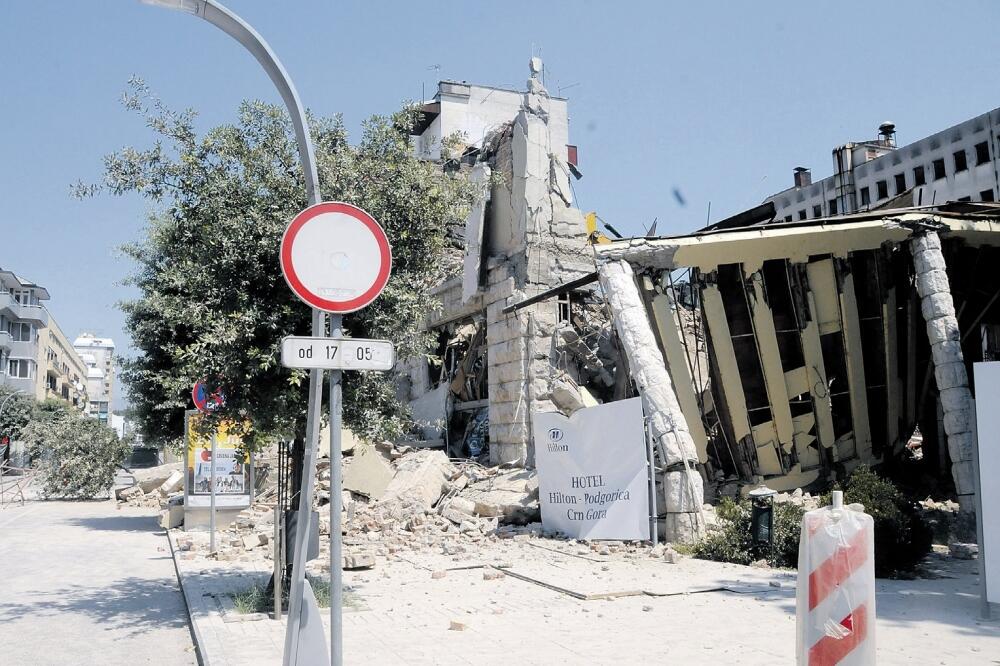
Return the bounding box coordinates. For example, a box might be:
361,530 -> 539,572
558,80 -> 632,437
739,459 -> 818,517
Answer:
533,398 -> 650,540
973,362 -> 1000,604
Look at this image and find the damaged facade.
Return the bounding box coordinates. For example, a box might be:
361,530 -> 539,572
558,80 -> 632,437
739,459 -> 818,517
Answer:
401,60 -> 621,467
594,205 -> 1000,516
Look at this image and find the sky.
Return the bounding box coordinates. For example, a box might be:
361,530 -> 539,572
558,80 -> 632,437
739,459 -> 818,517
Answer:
2,0 -> 1000,410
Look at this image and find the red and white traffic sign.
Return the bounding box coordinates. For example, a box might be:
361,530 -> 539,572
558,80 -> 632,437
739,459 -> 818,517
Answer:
280,202 -> 392,313
192,379 -> 226,414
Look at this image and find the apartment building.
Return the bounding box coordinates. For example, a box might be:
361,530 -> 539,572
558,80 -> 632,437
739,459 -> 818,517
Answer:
73,333 -> 116,424
36,317 -> 89,409
1,267 -> 89,411
0,268 -> 50,396
766,109 -> 1000,221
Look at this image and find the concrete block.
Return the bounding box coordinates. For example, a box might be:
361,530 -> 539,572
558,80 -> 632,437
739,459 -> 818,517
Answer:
915,269 -> 952,298
934,362 -> 969,391
343,443 -> 394,500
946,431 -> 976,462
950,460 -> 976,496
380,450 -> 455,510
911,233 -> 942,253
158,470 -> 184,496
921,292 -> 956,321
913,249 -> 947,273
159,504 -> 184,529
931,339 -> 965,365
940,386 -> 972,412
663,470 -> 703,513
943,408 -> 973,436
925,317 -> 961,345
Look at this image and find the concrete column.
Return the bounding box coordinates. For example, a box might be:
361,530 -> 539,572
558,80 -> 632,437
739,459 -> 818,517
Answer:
910,232 -> 977,511
598,260 -> 704,542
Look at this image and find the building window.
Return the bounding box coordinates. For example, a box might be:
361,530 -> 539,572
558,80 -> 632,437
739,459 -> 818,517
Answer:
813,204 -> 822,217
958,196 -> 972,202
933,158 -> 947,180
828,198 -> 838,215
557,293 -> 571,323
9,322 -> 34,342
976,141 -> 990,165
954,149 -> 968,173
894,173 -> 907,195
876,180 -> 888,200
981,189 -> 995,202
798,209 -> 807,220
860,187 -> 871,206
913,166 -> 926,186
784,215 -> 793,222
8,359 -> 34,379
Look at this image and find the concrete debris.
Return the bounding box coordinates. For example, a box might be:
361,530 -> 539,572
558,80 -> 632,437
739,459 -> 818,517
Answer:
449,620 -> 467,631
948,542 -> 979,560
342,443 -> 394,500
158,470 -> 184,496
380,450 -> 456,509
159,504 -> 184,529
132,463 -> 183,493
431,570 -> 447,580
483,569 -> 504,581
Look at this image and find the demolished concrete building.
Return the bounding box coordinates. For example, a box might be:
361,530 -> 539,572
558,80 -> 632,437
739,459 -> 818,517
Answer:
400,59 -> 618,466
594,204 -> 1000,520
400,61 -> 996,544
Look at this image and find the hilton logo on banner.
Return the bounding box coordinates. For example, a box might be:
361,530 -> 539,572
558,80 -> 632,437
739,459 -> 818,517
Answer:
547,428 -> 566,452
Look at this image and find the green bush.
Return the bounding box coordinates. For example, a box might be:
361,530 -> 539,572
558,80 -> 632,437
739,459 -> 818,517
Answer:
24,411 -> 131,499
828,466 -> 933,577
694,467 -> 933,576
693,497 -> 805,568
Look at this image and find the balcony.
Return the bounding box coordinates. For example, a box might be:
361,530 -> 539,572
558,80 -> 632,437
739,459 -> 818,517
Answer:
0,292 -> 48,325
0,330 -> 11,351
9,340 -> 37,359
4,376 -> 35,395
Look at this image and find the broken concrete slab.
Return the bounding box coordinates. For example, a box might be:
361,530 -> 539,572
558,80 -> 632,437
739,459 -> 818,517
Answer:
158,470 -> 183,496
460,469 -> 540,524
380,449 -> 455,510
343,443 -> 394,500
132,462 -> 183,493
159,504 -> 184,529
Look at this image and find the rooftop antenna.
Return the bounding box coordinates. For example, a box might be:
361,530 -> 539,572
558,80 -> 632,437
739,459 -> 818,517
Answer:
706,201 -> 712,226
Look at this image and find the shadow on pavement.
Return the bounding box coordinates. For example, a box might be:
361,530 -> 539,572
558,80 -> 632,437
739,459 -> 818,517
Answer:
0,575 -> 191,638
65,514 -> 160,533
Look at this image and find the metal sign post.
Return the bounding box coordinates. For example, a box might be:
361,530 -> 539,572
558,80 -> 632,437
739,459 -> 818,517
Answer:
280,202 -> 393,666
209,431 -> 217,553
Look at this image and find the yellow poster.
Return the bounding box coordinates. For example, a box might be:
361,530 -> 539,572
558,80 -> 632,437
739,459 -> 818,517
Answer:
185,411 -> 251,508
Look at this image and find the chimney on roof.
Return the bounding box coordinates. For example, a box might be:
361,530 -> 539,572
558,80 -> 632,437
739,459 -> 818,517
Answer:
794,166 -> 812,188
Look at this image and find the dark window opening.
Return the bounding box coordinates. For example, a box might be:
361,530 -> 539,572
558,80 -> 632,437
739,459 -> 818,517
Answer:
981,189 -> 995,202
876,180 -> 888,200
716,264 -> 772,427
976,141 -> 990,165
933,158 -> 946,180
894,173 -> 906,195
958,196 -> 972,202
913,165 -> 926,186
798,209 -> 807,220
954,149 -> 967,173
860,187 -> 870,206
813,204 -> 822,217
828,198 -> 838,215
784,215 -> 793,222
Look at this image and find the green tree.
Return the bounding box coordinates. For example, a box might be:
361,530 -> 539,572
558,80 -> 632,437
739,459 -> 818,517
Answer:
0,386 -> 34,444
81,79 -> 474,450
24,410 -> 131,499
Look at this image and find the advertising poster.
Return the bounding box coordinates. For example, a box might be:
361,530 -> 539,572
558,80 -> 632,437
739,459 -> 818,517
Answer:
533,397 -> 650,540
184,410 -> 252,508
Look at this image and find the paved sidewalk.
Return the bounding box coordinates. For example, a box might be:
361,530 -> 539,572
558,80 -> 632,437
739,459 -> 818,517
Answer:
169,530 -> 1000,665
0,498 -> 197,665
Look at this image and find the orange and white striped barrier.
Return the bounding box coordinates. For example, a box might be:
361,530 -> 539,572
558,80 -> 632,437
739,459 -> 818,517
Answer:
796,491 -> 876,665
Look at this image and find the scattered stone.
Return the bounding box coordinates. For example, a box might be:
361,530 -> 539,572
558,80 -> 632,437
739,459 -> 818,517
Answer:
343,553 -> 376,570
642,605 -> 653,612
449,620 -> 467,631
483,569 -> 504,581
431,570 -> 447,580
949,542 -> 979,559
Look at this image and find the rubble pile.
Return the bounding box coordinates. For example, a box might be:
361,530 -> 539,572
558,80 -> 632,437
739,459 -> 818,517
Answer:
116,463 -> 184,510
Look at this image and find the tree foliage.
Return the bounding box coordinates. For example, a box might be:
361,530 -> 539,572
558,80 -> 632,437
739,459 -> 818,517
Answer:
24,410 -> 131,499
0,386 -> 34,444
84,79 -> 474,450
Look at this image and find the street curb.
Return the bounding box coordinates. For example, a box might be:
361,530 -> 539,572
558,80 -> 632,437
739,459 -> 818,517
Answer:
167,529 -> 209,666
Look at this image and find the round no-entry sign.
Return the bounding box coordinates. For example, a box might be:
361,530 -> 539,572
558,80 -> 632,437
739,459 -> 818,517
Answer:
280,202 -> 392,313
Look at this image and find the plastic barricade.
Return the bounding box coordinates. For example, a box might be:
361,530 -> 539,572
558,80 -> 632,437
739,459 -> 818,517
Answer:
796,493 -> 876,665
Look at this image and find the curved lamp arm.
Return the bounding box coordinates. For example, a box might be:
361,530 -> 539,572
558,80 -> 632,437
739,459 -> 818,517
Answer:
141,0 -> 322,206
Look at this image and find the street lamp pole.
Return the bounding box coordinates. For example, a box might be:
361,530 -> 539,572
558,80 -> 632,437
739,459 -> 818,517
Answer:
140,2 -> 333,665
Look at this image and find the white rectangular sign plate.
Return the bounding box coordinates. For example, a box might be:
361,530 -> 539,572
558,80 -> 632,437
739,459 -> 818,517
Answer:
280,336 -> 395,371
533,397 -> 650,540
973,362 -> 1000,605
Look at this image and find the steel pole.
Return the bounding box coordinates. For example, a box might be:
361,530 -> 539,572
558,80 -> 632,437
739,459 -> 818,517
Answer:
328,315 -> 344,666
209,431 -> 217,553
142,1 -> 328,661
